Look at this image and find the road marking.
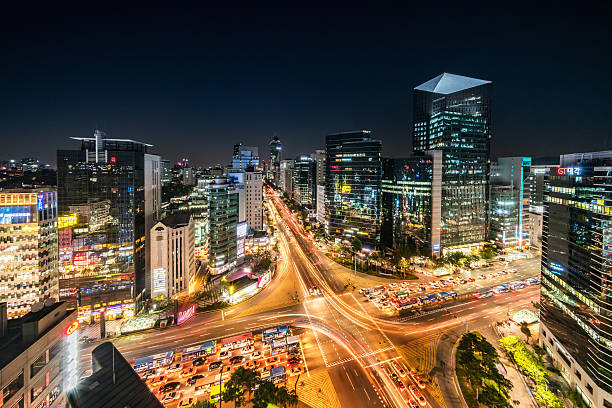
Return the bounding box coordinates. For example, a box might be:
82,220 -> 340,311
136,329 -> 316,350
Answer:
299,335 -> 310,377
345,368 -> 356,390
364,356 -> 401,368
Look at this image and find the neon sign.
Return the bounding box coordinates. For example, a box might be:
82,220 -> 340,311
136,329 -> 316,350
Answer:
37,194 -> 44,211
110,156 -> 117,163
177,305 -> 195,324
64,320 -> 80,336
557,167 -> 581,176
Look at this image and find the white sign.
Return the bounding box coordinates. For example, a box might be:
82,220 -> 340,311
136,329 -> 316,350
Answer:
153,268 -> 167,296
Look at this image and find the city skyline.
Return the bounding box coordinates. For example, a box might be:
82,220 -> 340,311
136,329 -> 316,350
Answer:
2,5 -> 612,166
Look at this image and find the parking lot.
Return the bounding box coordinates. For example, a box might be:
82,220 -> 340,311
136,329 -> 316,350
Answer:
359,266 -> 540,314
133,325 -> 306,407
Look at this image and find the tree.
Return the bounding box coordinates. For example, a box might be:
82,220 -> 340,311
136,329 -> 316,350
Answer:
252,381 -> 278,408
520,322 -> 532,343
275,386 -> 299,408
479,247 -> 496,261
351,237 -> 362,253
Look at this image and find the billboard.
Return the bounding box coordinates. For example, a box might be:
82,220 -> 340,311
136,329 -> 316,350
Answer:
237,222 -> 248,239
153,268 -> 166,297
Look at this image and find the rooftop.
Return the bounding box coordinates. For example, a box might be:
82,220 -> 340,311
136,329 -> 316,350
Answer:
415,73 -> 491,94
66,342 -> 163,408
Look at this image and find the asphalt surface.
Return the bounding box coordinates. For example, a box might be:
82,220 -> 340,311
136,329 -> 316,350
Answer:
76,192 -> 541,408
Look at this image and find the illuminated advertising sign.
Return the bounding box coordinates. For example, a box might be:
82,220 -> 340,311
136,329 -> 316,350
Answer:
177,304 -> 195,324
557,167 -> 581,176
37,194 -> 44,211
153,268 -> 166,296
258,271 -> 271,288
58,213 -> 78,229
73,252 -> 88,270
237,240 -> 245,258
237,222 -> 248,239
64,320 -> 80,336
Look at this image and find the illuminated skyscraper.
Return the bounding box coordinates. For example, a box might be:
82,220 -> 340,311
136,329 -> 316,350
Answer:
540,151 -> 612,407
269,134 -> 282,185
413,73 -> 491,254
0,189 -> 59,318
325,131 -> 382,246
57,130 -> 161,317
293,155 -> 315,206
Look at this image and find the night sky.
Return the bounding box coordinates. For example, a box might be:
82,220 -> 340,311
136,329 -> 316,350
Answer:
1,5 -> 611,167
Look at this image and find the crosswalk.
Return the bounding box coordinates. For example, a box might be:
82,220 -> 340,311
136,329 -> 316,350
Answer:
294,369 -> 342,408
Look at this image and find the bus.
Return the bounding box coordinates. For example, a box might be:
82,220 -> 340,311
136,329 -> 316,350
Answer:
510,281 -> 525,290
493,284 -> 512,294
262,325 -> 291,343
439,291 -> 458,301
270,366 -> 287,384
525,277 -> 540,286
210,383 -> 226,403
271,338 -> 287,355
286,335 -> 300,353
220,332 -> 254,352
182,341 -> 216,361
132,351 -> 174,372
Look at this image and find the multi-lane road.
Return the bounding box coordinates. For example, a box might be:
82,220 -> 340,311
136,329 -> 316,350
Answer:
78,192 -> 540,408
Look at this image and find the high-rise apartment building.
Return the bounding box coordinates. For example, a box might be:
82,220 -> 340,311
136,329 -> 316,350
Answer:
325,131 -> 382,246
381,152 -> 442,256
208,178 -> 239,275
488,157 -> 531,249
150,214 -> 195,298
269,134 -> 282,185
244,170 -> 263,231
57,130 -> 161,310
311,150 -> 326,222
0,190 -> 59,318
293,155 -> 315,206
413,73 -> 491,254
540,150 -> 612,408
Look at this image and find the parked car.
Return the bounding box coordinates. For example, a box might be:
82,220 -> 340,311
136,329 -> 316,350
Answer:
192,356 -> 207,366
159,382 -> 181,394
178,397 -> 195,408
219,350 -> 231,359
160,391 -> 181,404
230,356 -> 245,365
208,361 -> 222,371
187,374 -> 205,386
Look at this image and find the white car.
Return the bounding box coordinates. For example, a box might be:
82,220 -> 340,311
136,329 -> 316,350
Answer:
219,350 -> 232,359
241,345 -> 254,354
251,351 -> 263,360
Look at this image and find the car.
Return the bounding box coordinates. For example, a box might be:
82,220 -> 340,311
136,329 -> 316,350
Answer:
230,355 -> 245,365
482,290 -> 494,298
290,366 -> 302,376
150,375 -> 167,386
267,356 -> 279,364
79,336 -> 94,345
178,397 -> 195,408
187,374 -> 205,386
288,357 -> 302,366
241,345 -> 254,354
208,361 -> 222,371
459,279 -> 467,284
160,391 -> 181,404
395,379 -> 405,391
389,283 -> 398,288
219,350 -> 231,359
159,382 -> 181,394
180,366 -> 195,378
408,399 -> 419,408
390,372 -> 398,380
392,361 -> 407,377
166,363 -> 183,373
192,356 -> 207,366
467,278 -> 475,282
251,351 -> 263,360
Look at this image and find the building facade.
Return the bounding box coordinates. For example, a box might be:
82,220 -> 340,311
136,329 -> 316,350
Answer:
208,178 -> 239,274
57,130 -> 161,307
528,165 -> 557,250
150,214 -> 195,298
0,190 -> 59,318
269,135 -> 282,185
488,157 -> 531,249
244,170 -> 263,231
381,152 -> 442,256
0,301 -> 78,408
413,73 -> 491,254
540,151 -> 612,408
325,131 -> 382,246
293,155 -> 315,207
279,160 -> 294,197
232,145 -> 260,170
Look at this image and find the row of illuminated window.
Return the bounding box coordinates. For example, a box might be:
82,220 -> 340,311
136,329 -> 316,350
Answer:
546,196 -> 612,215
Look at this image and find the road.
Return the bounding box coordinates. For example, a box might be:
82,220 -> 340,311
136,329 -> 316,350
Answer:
77,191 -> 540,408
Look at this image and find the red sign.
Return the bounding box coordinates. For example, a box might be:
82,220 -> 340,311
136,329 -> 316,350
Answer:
110,156 -> 117,163
557,167 -> 581,176
65,320 -> 79,336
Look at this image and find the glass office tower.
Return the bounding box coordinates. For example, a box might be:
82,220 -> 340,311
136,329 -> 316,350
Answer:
293,155 -> 315,206
325,131 -> 382,246
540,151 -> 612,408
413,73 -> 491,254
381,152 -> 441,256
57,130 -> 161,316
488,157 -> 531,249
269,134 -> 282,185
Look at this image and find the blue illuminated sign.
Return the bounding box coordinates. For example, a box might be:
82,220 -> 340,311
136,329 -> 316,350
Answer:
37,194 -> 44,211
